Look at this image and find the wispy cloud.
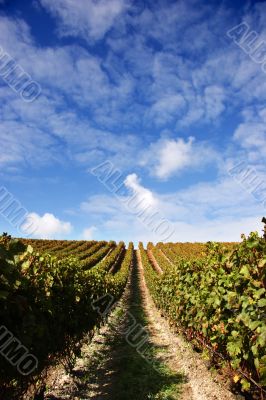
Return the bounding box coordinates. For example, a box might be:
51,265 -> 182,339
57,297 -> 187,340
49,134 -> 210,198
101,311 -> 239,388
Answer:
233,106 -> 266,161
82,226 -> 97,240
80,174 -> 263,242
140,136 -> 219,180
124,173 -> 157,209
1,0 -> 266,241
39,0 -> 129,42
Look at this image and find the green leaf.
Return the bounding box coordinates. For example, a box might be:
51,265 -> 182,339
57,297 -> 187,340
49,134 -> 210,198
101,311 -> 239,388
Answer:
249,320 -> 260,330
258,298 -> 266,308
227,340 -> 242,357
254,358 -> 260,369
246,240 -> 259,249
240,378 -> 251,391
251,344 -> 258,356
240,265 -> 250,278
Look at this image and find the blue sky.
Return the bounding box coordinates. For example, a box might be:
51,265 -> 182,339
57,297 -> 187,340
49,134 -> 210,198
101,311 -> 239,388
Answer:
0,0 -> 266,242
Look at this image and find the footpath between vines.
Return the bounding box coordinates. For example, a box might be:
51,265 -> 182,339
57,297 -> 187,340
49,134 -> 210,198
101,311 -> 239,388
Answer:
44,251 -> 184,400
44,250 -> 239,400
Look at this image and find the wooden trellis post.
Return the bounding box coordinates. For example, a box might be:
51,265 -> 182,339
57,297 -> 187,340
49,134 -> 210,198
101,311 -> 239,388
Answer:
262,217 -> 266,240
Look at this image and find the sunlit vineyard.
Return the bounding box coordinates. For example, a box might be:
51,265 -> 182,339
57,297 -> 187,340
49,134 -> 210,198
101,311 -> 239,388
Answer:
142,235 -> 266,396
0,235 -> 133,399
0,230 -> 265,399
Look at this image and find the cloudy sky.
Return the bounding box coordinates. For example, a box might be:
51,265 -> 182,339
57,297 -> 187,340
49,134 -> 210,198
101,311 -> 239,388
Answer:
0,0 -> 265,242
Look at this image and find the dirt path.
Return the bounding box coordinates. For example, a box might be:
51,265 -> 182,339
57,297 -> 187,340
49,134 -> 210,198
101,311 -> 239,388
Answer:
136,249 -> 237,400
44,252 -> 183,400
44,251 -> 238,400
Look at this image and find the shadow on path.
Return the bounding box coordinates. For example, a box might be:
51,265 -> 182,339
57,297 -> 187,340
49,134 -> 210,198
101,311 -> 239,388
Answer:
45,250 -> 184,400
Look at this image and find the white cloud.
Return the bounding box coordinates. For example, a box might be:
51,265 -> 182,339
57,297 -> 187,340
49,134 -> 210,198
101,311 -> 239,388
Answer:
168,217 -> 262,243
79,174 -> 264,243
154,137 -> 194,179
0,14 -> 142,171
82,226 -> 97,240
81,176 -> 171,242
141,136 -> 218,180
204,85 -> 226,120
39,0 -> 128,42
234,122 -> 266,155
233,107 -> 266,161
0,6 -> 265,177
147,94 -> 186,126
22,212 -> 72,239
0,1 -> 265,247
163,176 -> 263,221
124,173 -> 157,210
81,195 -> 120,215
0,119 -> 59,167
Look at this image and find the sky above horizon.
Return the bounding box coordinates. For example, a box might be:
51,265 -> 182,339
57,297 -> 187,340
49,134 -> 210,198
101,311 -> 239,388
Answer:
0,0 -> 266,243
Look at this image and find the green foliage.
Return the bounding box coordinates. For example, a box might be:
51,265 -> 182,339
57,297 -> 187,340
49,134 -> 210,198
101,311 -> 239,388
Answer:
140,232 -> 266,392
0,235 -> 132,396
94,241 -> 125,273
80,241 -> 116,269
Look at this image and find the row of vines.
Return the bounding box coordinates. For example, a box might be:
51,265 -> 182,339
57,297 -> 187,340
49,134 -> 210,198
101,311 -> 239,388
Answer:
140,232 -> 266,397
0,234 -> 133,399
